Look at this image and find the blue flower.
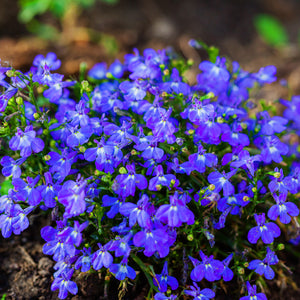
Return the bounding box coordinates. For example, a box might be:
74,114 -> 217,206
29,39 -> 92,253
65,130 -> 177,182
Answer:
240,281 -> 267,300
153,261 -> 178,293
109,256 -> 136,281
248,213 -> 280,244
184,282 -> 215,300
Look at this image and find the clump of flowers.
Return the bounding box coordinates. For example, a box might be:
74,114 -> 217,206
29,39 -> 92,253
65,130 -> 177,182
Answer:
0,42 -> 299,299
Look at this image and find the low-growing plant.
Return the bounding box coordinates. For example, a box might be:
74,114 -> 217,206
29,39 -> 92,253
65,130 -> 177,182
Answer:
0,42 -> 299,299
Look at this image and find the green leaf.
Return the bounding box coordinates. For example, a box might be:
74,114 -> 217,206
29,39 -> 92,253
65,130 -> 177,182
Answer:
254,14 -> 288,47
18,0 -> 52,23
0,180 -> 13,196
27,20 -> 59,41
131,254 -> 159,293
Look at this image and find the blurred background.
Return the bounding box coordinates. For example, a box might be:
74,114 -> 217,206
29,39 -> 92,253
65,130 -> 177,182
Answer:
0,0 -> 300,91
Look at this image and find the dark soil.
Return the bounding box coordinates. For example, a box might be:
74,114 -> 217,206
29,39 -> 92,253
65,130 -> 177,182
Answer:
1,0 -> 300,299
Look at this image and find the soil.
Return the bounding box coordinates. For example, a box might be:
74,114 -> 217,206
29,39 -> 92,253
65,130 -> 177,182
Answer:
1,0 -> 300,299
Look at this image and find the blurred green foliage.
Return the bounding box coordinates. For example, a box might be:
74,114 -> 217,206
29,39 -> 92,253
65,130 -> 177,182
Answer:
18,0 -> 118,23
0,179 -> 13,196
254,14 -> 288,47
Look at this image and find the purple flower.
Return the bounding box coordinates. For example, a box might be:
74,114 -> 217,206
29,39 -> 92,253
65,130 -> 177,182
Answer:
190,251 -> 224,282
221,253 -> 234,281
240,281 -> 267,300
184,282 -> 215,300
155,192 -> 194,227
33,52 -> 61,71
207,170 -> 236,196
51,269 -> 78,299
92,242 -> 114,270
9,126 -> 44,157
119,194 -> 151,228
109,256 -> 136,281
75,247 -> 92,272
153,261 -> 178,293
38,172 -> 61,208
248,247 -> 278,280
248,213 -> 280,244
268,193 -> 299,224
113,163 -> 147,197
0,156 -> 26,178
230,150 -> 261,176
149,165 -> 178,191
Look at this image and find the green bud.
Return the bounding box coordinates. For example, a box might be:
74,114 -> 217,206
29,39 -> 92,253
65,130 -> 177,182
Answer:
16,97 -> 23,105
119,167 -> 127,174
187,59 -> 194,66
81,80 -> 89,90
252,187 -> 257,193
187,234 -> 194,241
33,113 -> 40,120
243,195 -> 249,202
274,172 -> 281,178
188,129 -> 195,135
232,114 -> 237,119
217,116 -> 224,123
50,140 -> 56,148
241,122 -> 247,129
44,155 -> 51,161
8,98 -> 15,106
163,69 -> 170,76
156,185 -> 162,191
6,70 -> 14,77
131,149 -> 137,155
237,267 -> 244,275
277,243 -> 285,250
43,129 -> 49,135
182,147 -> 188,153
170,146 -> 175,152
243,262 -> 249,268
206,92 -> 215,99
162,91 -> 168,97
106,72 -> 114,79
208,184 -> 215,191
94,170 -> 101,176
79,146 -> 86,153
0,126 -> 9,136
37,86 -> 44,93
170,179 -> 176,188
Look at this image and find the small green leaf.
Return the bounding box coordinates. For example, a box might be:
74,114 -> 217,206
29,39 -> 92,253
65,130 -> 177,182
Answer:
0,180 -> 13,195
254,14 -> 288,47
18,0 -> 52,23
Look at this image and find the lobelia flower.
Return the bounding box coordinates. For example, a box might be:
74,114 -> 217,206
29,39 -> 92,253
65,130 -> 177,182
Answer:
248,213 -> 280,244
12,175 -> 42,206
38,172 -> 61,208
32,52 -> 61,71
268,168 -> 289,195
66,125 -> 92,148
119,194 -> 151,228
66,100 -> 90,127
154,293 -> 177,300
119,79 -> 148,102
184,282 -> 215,300
207,170 -> 236,197
149,165 -> 178,191
9,126 -> 45,157
257,111 -> 287,135
88,62 -> 107,79
189,250 -> 224,282
113,163 -> 147,197
58,176 -> 87,218
51,269 -> 78,300
134,136 -> 164,160
92,242 -> 114,270
268,193 -> 299,224
75,247 -> 92,273
110,232 -> 133,257
240,281 -> 267,300
221,122 -> 250,147
155,191 -> 194,227
153,261 -> 178,293
230,150 -> 261,176
248,247 -> 279,280
254,65 -> 276,84
0,156 -> 26,178
186,144 -> 218,174
220,253 -> 234,281
109,256 -> 136,281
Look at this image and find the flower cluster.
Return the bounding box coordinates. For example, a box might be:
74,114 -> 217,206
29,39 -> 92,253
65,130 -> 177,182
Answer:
0,44 -> 299,299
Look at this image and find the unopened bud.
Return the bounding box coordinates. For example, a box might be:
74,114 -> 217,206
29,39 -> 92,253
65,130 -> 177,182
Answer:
79,146 -> 86,153
16,97 -> 23,105
232,114 -> 237,119
274,172 -> 281,178
176,138 -> 184,146
206,92 -> 215,99
187,234 -> 194,241
33,113 -> 40,120
163,69 -> 169,76
182,147 -> 188,153
94,170 -> 101,176
37,86 -> 44,93
131,149 -> 137,155
106,72 -> 113,79
187,59 -> 194,66
243,196 -> 249,202
241,122 -> 247,129
188,129 -> 195,135
119,167 -> 127,174
43,129 -> 49,135
8,98 -> 15,106
277,243 -> 285,250
170,179 -> 176,188
81,80 -> 89,90
237,267 -> 244,275
217,116 -> 224,123
6,70 -> 14,77
170,146 -> 175,151
44,155 -> 51,161
209,184 -> 215,191
243,262 -> 249,268
162,91 -> 168,97
156,185 -> 162,191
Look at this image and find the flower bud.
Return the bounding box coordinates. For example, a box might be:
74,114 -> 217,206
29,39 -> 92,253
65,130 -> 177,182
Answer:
252,187 -> 257,193
237,267 -> 244,275
131,149 -> 137,155
187,234 -> 194,241
119,167 -> 127,174
79,146 -> 86,153
170,179 -> 176,188
33,113 -> 40,120
182,147 -> 188,153
6,70 -> 14,77
106,72 -> 114,79
8,98 -> 15,106
43,129 -> 49,135
156,185 -> 162,191
162,91 -> 168,97
188,129 -> 195,135
187,59 -> 194,66
243,262 -> 249,268
243,195 -> 249,202
44,155 -> 51,161
163,69 -> 170,76
274,172 -> 281,178
16,97 -> 23,105
176,138 -> 184,146
94,170 -> 101,176
277,243 -> 285,250
208,184 -> 215,191
217,116 -> 224,123
241,122 -> 247,129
